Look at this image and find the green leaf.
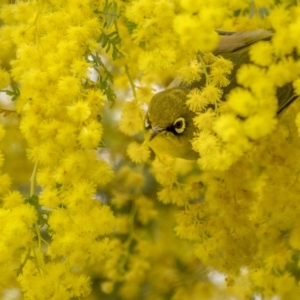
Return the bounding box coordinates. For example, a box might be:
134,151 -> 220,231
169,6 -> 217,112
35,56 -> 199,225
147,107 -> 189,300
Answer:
25,195 -> 50,227
126,21 -> 137,34
99,31 -> 124,60
100,0 -> 120,29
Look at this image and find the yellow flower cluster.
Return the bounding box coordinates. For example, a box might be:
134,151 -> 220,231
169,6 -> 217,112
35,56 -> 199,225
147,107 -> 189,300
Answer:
3,0 -> 300,299
151,156 -> 203,207
127,141 -> 150,163
0,0 -> 119,297
188,27 -> 300,171
126,0 -> 238,86
119,100 -> 143,136
124,1 -> 300,299
178,100 -> 300,298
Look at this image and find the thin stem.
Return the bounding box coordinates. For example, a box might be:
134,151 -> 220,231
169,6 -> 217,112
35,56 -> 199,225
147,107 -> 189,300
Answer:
16,248 -> 32,275
41,237 -> 50,246
0,107 -> 16,113
197,53 -> 210,84
125,64 -> 136,98
118,199 -> 137,278
30,162 -> 38,197
32,247 -> 42,275
98,11 -> 120,17
35,222 -> 42,249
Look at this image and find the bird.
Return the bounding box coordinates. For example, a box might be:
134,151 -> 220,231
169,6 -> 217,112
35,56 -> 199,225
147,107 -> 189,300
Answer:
144,30 -> 298,160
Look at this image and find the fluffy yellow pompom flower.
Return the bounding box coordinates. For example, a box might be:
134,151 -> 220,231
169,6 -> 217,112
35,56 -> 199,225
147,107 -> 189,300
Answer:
71,58 -> 93,78
173,13 -> 219,52
249,41 -> 274,66
244,114 -> 277,140
0,68 -> 10,88
39,188 -> 60,209
213,114 -> 250,154
211,56 -> 234,74
0,173 -> 11,195
157,186 -> 187,207
210,56 -> 234,87
85,89 -> 105,111
136,195 -> 158,224
201,84 -> 223,104
67,101 -> 91,124
237,64 -> 266,88
213,114 -> 243,143
78,121 -> 103,149
57,76 -> 81,98
193,109 -> 216,131
127,142 -> 151,163
139,48 -> 177,72
268,58 -> 299,87
138,51 -> 158,73
1,190 -> 24,208
227,87 -> 257,117
210,67 -> 230,87
293,78 -> 300,95
192,130 -> 220,157
119,100 -> 143,136
177,60 -> 203,84
151,157 -> 177,186
186,88 -> 208,112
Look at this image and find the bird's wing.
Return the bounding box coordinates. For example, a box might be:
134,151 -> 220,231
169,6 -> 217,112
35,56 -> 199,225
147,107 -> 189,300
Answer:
214,29 -> 273,54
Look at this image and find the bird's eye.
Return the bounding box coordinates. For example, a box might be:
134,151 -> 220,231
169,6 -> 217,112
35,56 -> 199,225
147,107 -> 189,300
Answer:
144,116 -> 151,129
173,117 -> 186,134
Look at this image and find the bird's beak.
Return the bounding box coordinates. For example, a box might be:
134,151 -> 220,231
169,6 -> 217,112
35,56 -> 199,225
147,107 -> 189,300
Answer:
149,125 -> 164,141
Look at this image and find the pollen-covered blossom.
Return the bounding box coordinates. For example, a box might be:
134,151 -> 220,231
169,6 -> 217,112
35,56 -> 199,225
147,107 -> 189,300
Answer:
151,156 -> 178,186
227,87 -> 257,117
210,56 -> 234,87
67,100 -> 92,124
0,68 -> 10,88
78,120 -> 103,149
244,113 -> 278,140
177,60 -> 203,84
186,88 -> 208,112
0,0 -> 118,297
193,109 -> 216,130
135,195 -> 158,224
139,48 -> 177,72
192,129 -> 220,157
0,173 -> 11,194
158,186 -> 187,206
119,100 -> 143,136
18,261 -> 92,299
184,84 -> 224,114
127,141 -> 151,163
201,84 -> 223,104
249,40 -> 274,66
173,13 -> 219,52
213,114 -> 247,146
0,126 -> 12,196
237,63 -> 266,89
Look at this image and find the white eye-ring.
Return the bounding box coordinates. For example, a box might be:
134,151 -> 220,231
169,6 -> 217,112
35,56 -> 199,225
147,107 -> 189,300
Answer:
173,117 -> 186,134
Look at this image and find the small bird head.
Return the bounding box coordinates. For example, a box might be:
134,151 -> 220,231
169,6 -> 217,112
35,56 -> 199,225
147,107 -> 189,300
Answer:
144,87 -> 199,160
